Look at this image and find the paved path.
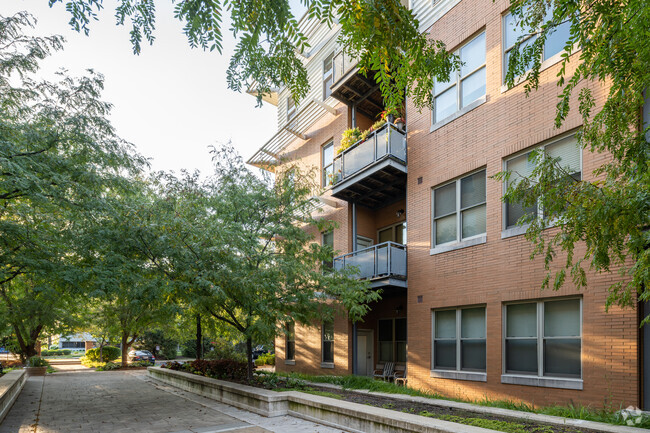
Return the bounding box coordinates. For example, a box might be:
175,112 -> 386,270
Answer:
0,370 -> 347,433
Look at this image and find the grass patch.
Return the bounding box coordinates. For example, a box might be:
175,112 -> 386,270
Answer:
302,389 -> 344,399
281,373 -> 644,428
420,411 -> 556,433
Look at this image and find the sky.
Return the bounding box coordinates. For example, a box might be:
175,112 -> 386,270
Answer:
1,1 -> 305,176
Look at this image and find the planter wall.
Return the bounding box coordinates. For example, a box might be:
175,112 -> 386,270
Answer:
25,367 -> 47,377
0,369 -> 27,424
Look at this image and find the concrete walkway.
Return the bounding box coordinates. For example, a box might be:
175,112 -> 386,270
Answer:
0,370 -> 347,433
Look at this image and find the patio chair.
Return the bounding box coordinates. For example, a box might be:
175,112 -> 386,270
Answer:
373,361 -> 395,381
394,369 -> 407,386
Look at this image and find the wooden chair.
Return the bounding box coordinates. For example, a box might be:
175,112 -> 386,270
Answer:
394,369 -> 407,386
373,361 -> 395,381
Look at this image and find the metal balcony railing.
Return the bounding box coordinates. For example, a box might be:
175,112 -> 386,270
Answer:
331,123 -> 407,186
332,49 -> 358,88
333,241 -> 407,281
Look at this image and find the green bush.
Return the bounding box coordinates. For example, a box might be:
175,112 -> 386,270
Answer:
256,353 -> 275,365
204,338 -> 246,363
49,345 -> 58,350
41,350 -> 50,356
161,345 -> 178,360
96,361 -> 121,371
85,346 -> 120,362
26,356 -> 49,367
62,349 -> 71,355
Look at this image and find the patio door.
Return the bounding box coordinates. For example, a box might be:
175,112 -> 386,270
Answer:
356,329 -> 374,376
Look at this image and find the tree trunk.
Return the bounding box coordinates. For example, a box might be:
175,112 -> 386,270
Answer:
246,337 -> 253,382
196,314 -> 202,360
121,333 -> 129,366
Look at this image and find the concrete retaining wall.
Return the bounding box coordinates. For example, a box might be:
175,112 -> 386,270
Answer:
0,370 -> 26,424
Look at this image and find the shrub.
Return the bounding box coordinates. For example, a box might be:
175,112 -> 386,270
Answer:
186,359 -> 248,381
41,350 -> 50,356
160,345 -> 178,360
49,345 -> 58,350
62,349 -> 71,355
96,362 -> 121,371
256,353 -> 275,365
85,346 -> 120,362
26,356 -> 49,367
204,338 -> 246,363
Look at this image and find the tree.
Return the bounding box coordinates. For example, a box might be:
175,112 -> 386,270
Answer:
134,145 -> 380,379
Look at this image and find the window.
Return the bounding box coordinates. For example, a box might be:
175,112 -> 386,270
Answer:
503,8 -> 572,80
433,32 -> 486,123
287,96 -> 296,121
504,135 -> 581,229
285,322 -> 295,361
323,53 -> 335,100
322,320 -> 334,363
378,318 -> 407,363
432,307 -> 486,372
504,298 -> 581,378
433,169 -> 486,246
322,231 -> 334,270
322,141 -> 334,187
377,222 -> 407,245
61,341 -> 85,349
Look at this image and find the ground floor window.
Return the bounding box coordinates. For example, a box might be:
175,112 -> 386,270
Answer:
432,306 -> 486,371
378,318 -> 406,363
504,298 -> 581,378
61,341 -> 85,349
285,322 -> 295,361
322,321 -> 334,363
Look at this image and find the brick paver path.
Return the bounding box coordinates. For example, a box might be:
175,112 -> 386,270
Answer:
0,370 -> 346,433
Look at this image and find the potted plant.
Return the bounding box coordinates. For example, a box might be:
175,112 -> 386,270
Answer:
338,127 -> 363,154
380,106 -> 400,124
394,117 -> 405,130
25,356 -> 49,376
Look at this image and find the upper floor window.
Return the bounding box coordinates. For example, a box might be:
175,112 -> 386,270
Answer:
287,96 -> 296,122
432,169 -> 486,246
433,32 -> 486,124
322,141 -> 334,187
503,8 -> 572,80
378,221 -> 407,245
323,53 -> 335,100
322,320 -> 334,363
504,135 -> 581,229
504,298 -> 581,378
322,230 -> 334,270
433,306 -> 486,372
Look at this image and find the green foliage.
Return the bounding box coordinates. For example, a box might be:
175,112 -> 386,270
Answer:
135,330 -> 178,360
95,361 -> 121,371
26,356 -> 49,367
85,346 -> 120,363
255,353 -> 275,366
204,338 -> 246,363
165,359 -> 249,381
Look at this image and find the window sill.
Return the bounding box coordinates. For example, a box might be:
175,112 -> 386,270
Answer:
500,50 -> 567,94
501,224 -> 529,239
430,96 -> 487,133
320,362 -> 335,369
430,234 -> 486,255
284,360 -> 296,366
431,370 -> 487,382
501,374 -> 583,390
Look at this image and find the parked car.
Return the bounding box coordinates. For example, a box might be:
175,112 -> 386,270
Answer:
128,350 -> 155,365
251,345 -> 272,360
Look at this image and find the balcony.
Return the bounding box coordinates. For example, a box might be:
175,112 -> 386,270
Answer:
333,242 -> 407,290
330,50 -> 383,119
331,123 -> 407,209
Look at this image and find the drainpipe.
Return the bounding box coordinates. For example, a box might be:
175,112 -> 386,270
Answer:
352,202 -> 358,375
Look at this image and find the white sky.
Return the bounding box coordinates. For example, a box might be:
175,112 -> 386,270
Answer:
1,1 -> 306,176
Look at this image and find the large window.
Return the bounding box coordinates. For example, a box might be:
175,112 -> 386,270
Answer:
433,169 -> 486,246
504,135 -> 581,229
322,230 -> 334,270
378,222 -> 407,245
323,52 -> 335,100
433,32 -> 486,123
322,141 -> 334,187
285,322 -> 295,361
322,320 -> 334,363
503,8 -> 572,80
504,298 -> 581,378
287,96 -> 296,121
61,341 -> 85,349
432,307 -> 486,372
378,318 -> 407,363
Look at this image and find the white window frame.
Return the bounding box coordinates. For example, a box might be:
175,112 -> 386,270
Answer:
431,306 -> 487,381
322,141 -> 334,187
502,133 -> 582,233
287,96 -> 296,121
323,52 -> 335,100
501,298 -> 583,389
431,168 -> 486,248
432,31 -> 486,125
321,320 -> 334,366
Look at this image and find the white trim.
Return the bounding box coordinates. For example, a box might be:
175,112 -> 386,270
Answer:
430,234 -> 486,255
320,362 -> 335,369
284,360 -> 296,366
501,224 -> 529,239
430,96 -> 487,133
431,370 -> 487,382
501,374 -> 583,390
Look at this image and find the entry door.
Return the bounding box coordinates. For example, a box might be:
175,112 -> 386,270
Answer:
356,330 -> 374,376
356,236 -> 373,251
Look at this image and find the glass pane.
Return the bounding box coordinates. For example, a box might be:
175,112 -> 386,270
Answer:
504,11 -> 531,49
544,339 -> 580,377
378,319 -> 393,341
395,223 -> 406,245
322,231 -> 334,248
378,228 -> 393,243
323,143 -> 333,166
546,136 -> 581,177
435,310 -> 456,338
323,164 -> 334,186
323,321 -> 334,341
506,303 -> 537,337
461,67 -> 486,108
287,322 -> 295,340
461,307 -> 485,339
434,75 -> 454,95
505,35 -> 536,72
379,341 -> 394,362
544,18 -> 571,60
461,170 -> 486,209
461,340 -> 486,371
323,341 -> 333,363
506,199 -> 537,228
462,204 -> 486,238
324,54 -> 333,72
506,339 -> 538,374
434,340 -> 456,369
395,318 -> 407,341
434,182 -> 456,217
286,342 -> 295,360
434,85 -> 457,122
460,32 -> 486,76
396,342 -> 407,363
435,214 -> 457,245
544,299 -> 580,337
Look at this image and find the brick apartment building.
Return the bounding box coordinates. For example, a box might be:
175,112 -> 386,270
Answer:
247,0 -> 650,409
